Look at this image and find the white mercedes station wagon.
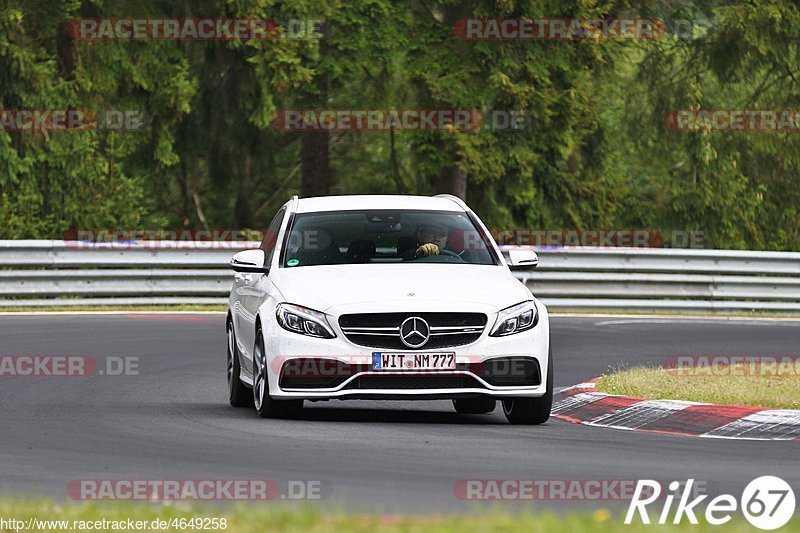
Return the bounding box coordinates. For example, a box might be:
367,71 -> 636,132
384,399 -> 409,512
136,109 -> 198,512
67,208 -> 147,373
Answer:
226,194 -> 552,424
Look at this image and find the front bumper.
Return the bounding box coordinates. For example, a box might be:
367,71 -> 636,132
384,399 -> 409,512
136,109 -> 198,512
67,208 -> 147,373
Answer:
262,301 -> 550,400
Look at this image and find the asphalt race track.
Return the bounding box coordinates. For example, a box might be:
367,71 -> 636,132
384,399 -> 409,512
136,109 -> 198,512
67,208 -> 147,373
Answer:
0,314 -> 797,512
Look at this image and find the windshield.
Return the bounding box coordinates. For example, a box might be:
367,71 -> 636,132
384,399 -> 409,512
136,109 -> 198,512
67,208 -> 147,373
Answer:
281,210 -> 498,267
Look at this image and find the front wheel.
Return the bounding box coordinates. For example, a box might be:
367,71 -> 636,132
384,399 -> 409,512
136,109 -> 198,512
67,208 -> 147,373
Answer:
253,325 -> 303,419
502,347 -> 553,425
227,322 -> 253,407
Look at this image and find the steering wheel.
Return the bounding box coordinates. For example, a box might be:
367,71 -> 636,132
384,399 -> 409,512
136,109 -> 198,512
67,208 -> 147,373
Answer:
439,249 -> 461,258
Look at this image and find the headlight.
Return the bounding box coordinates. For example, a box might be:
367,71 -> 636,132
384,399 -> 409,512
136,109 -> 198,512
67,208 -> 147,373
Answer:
490,301 -> 538,337
275,303 -> 336,339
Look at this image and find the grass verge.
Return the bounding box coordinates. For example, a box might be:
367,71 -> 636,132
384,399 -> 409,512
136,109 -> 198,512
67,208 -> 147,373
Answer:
596,363 -> 800,409
0,500 -> 793,532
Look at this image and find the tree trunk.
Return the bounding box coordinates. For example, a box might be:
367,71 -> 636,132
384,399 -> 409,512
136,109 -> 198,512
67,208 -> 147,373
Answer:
234,154 -> 252,227
436,164 -> 468,201
300,131 -> 330,197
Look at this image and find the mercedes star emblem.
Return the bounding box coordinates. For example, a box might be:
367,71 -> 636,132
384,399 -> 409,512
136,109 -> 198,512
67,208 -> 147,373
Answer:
399,316 -> 430,348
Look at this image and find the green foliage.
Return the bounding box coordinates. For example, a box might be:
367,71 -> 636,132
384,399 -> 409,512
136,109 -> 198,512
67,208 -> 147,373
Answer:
0,0 -> 798,250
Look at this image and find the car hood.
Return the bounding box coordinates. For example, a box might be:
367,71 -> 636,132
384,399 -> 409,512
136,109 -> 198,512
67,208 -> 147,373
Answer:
273,264 -> 530,314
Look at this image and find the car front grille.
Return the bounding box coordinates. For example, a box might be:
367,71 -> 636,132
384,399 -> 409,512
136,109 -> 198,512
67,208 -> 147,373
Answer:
339,312 -> 487,350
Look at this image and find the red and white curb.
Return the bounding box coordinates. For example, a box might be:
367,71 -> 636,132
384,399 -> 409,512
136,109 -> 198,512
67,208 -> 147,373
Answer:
553,379 -> 800,441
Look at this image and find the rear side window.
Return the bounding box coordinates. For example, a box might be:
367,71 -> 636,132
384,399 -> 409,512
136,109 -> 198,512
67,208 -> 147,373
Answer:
260,207 -> 286,266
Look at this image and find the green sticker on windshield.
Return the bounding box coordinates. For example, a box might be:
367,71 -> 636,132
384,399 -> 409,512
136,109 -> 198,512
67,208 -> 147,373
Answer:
287,258 -> 300,266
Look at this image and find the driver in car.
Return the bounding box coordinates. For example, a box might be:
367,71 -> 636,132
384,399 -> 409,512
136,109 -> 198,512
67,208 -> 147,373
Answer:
415,224 -> 449,258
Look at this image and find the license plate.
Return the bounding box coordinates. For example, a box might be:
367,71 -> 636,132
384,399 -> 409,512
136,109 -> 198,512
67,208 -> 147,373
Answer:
372,352 -> 456,371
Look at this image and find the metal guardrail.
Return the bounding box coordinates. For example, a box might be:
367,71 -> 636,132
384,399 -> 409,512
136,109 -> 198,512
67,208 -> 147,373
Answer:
1,241 -> 799,312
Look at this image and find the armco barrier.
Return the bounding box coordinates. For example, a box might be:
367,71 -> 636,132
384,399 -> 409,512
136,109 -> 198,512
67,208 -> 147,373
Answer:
1,241 -> 799,312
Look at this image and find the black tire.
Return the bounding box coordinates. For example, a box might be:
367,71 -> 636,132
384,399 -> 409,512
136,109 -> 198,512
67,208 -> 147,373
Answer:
453,397 -> 496,414
227,321 -> 253,407
502,347 -> 553,425
252,325 -> 303,419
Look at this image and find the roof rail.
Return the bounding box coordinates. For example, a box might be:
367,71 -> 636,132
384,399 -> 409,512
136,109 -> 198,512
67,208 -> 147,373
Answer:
434,193 -> 469,210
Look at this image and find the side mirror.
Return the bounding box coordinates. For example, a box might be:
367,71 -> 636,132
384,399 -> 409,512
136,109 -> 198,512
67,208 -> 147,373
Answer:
230,249 -> 269,274
507,248 -> 539,268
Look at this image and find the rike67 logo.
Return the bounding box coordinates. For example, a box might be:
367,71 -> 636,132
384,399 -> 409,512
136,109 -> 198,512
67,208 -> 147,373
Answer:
626,477 -> 796,530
